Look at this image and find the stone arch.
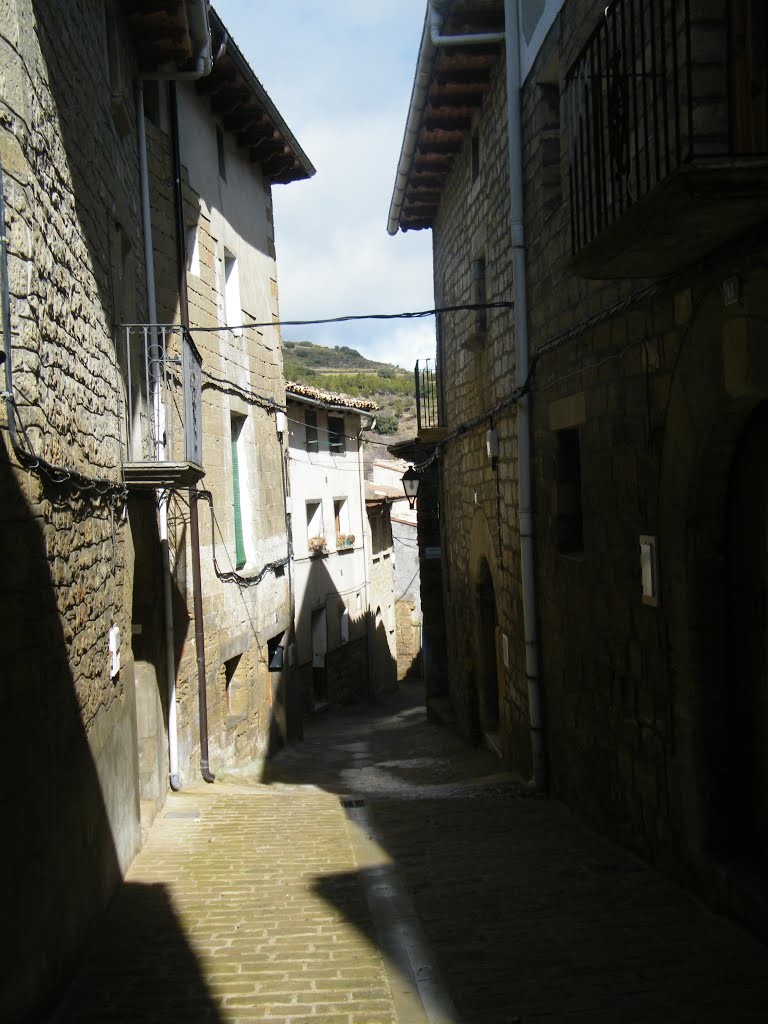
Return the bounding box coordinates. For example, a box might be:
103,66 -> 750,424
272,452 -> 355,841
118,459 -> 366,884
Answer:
659,287 -> 768,861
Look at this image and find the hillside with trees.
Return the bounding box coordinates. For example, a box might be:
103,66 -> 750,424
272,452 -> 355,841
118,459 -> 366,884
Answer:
283,341 -> 417,439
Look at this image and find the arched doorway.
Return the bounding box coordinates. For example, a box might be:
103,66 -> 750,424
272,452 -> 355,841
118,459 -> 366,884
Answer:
725,401 -> 768,864
475,558 -> 500,739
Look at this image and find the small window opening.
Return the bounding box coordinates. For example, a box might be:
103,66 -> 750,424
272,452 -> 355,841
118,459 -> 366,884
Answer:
556,428 -> 584,555
471,132 -> 481,181
334,497 -> 351,546
328,416 -> 345,455
305,409 -> 319,452
306,500 -> 324,552
186,222 -> 200,276
217,126 -> 227,180
223,249 -> 241,333
268,634 -> 285,672
231,415 -> 247,570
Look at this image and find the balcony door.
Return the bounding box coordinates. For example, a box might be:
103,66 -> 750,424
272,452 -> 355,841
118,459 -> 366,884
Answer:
731,0 -> 768,154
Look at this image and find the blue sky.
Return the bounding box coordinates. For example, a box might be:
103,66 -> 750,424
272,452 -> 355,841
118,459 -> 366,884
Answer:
216,2 -> 436,369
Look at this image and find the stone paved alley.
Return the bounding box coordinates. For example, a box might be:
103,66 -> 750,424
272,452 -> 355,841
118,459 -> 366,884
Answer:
51,682 -> 768,1024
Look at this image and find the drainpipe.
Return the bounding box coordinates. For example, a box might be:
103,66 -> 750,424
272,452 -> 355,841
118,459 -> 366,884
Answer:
135,79 -> 183,791
357,414 -> 376,698
134,0 -> 213,790
429,1 -> 505,46
388,0 -> 546,789
169,80 -> 214,784
387,4 -> 504,236
502,0 -> 546,791
141,0 -> 212,81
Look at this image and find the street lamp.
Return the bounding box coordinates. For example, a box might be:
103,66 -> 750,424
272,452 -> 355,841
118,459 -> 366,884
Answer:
401,466 -> 421,510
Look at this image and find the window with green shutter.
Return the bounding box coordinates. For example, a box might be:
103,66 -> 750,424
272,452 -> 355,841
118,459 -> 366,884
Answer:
231,416 -> 246,569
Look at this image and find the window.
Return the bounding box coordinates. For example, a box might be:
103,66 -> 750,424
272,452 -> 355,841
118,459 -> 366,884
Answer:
306,500 -> 324,552
328,416 -> 345,455
305,409 -> 318,453
334,498 -> 351,547
186,222 -> 200,276
556,428 -> 583,555
471,132 -> 481,182
230,415 -> 247,569
334,498 -> 348,535
223,249 -> 242,333
216,126 -> 227,180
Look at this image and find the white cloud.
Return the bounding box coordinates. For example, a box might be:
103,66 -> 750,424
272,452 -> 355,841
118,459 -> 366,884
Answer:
215,1 -> 435,363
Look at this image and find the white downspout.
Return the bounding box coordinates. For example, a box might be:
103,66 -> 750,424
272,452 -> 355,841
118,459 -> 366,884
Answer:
429,5 -> 505,46
358,414 -> 376,697
134,0 -> 213,792
388,0 -> 546,789
503,0 -> 546,791
136,82 -> 181,791
387,4 -> 504,235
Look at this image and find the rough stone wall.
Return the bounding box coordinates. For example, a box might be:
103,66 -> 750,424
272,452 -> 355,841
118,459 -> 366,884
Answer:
392,517 -> 421,679
395,600 -> 421,680
1,2 -> 142,1017
432,43 -> 529,766
368,504 -> 397,693
326,635 -> 368,705
145,98 -> 291,782
431,0 -> 768,893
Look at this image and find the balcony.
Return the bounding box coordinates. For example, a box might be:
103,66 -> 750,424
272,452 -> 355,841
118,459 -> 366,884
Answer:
120,324 -> 204,488
415,358 -> 446,442
566,0 -> 768,278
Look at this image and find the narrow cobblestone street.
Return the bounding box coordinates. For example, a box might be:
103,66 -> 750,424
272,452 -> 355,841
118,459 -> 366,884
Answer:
52,682 -> 768,1024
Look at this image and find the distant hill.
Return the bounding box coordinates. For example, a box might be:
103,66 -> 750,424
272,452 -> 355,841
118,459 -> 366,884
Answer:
283,341 -> 417,440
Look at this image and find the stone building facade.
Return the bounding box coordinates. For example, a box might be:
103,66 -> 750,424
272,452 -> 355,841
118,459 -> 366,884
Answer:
366,488 -> 399,694
285,383 -> 379,709
390,0 -> 768,933
0,4 -> 312,1018
369,458 -> 423,681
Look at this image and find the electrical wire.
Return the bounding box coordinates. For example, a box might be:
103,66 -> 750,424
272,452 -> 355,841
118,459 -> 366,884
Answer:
412,281 -> 668,472
194,488 -> 288,588
186,300 -> 516,334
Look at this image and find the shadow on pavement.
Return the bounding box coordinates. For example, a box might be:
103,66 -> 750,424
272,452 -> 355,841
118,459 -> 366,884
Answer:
264,681 -> 768,1024
51,882 -> 222,1024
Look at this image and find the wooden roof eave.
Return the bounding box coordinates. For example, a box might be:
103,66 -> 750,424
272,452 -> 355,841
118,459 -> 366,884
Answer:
198,8 -> 315,185
390,0 -> 504,233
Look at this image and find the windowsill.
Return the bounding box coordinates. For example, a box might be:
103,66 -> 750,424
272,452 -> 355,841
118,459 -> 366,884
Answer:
336,545 -> 356,554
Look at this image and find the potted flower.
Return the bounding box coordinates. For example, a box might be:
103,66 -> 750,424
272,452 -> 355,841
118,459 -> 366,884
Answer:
336,533 -> 355,548
308,535 -> 327,555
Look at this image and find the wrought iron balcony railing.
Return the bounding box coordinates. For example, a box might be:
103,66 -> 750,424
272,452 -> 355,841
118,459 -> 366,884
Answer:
415,358 -> 440,434
565,0 -> 768,275
120,324 -> 204,487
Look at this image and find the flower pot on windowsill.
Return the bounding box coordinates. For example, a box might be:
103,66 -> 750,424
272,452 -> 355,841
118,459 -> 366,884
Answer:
336,533 -> 355,549
308,536 -> 327,555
